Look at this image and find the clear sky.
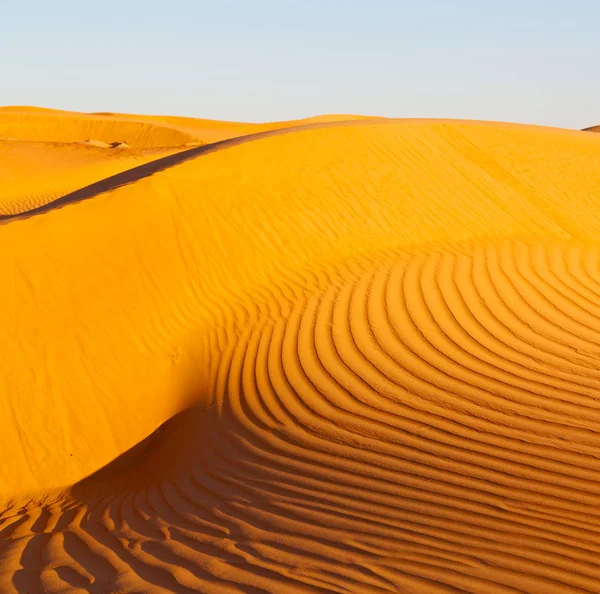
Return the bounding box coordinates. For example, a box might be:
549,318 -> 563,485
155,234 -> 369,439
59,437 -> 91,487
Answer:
1,0 -> 598,128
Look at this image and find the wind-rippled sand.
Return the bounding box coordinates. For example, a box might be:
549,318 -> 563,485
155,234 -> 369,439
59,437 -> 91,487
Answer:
2,107 -> 600,592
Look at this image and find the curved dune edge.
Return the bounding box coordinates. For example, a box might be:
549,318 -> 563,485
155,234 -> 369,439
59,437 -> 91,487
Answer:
3,238 -> 600,592
0,115 -> 595,223
0,105 -> 235,145
0,141 -> 184,215
0,111 -> 199,149
3,118 -> 600,493
92,111 -> 375,143
0,106 -> 375,148
0,116 -> 390,222
3,118 -> 600,591
0,109 -> 384,216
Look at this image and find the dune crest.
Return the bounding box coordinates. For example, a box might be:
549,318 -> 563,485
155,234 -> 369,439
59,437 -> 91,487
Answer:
2,114 -> 600,592
0,140 -> 183,216
0,106 -> 369,147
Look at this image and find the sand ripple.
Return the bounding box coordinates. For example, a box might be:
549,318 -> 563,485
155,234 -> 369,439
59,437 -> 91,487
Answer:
1,241 -> 600,592
2,115 -> 600,592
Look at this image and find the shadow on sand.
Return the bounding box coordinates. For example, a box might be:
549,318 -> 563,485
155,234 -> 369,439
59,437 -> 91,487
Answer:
0,118 -> 387,225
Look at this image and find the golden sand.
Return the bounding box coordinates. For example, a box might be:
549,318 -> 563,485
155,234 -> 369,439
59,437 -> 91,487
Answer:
1,109 -> 600,592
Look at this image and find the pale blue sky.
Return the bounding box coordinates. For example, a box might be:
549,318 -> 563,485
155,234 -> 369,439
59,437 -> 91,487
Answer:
1,0 -> 598,128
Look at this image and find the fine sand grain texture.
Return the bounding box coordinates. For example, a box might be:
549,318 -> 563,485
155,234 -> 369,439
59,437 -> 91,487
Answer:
2,109 -> 600,592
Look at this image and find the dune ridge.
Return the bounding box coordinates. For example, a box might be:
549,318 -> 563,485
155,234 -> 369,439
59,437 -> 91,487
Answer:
2,113 -> 600,592
0,106 -> 371,148
0,111 -> 198,149
0,117 -> 388,223
0,109 -> 380,217
0,140 -> 185,216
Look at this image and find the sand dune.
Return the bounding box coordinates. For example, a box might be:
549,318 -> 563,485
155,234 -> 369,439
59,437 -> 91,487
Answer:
0,110 -> 373,215
0,109 -> 199,149
0,140 -> 184,215
88,111 -> 373,144
0,106 -> 367,147
2,112 -> 600,592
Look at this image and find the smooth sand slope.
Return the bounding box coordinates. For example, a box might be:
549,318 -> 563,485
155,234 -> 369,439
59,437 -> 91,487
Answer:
2,111 -> 600,592
0,106 -> 369,147
90,111 -> 372,144
0,108 -> 370,216
0,141 -> 186,216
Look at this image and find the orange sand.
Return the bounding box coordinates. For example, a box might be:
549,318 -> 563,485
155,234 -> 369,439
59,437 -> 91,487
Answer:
1,108 -> 600,592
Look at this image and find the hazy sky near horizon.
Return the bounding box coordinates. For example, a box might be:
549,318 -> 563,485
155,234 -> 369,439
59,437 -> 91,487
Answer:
1,0 -> 598,128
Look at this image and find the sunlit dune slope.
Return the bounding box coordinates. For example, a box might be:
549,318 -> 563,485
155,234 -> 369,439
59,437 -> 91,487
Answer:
0,111 -> 373,217
0,109 -> 198,149
91,111 -> 249,143
232,113 -> 375,135
0,141 -> 182,215
0,106 -> 75,116
3,118 -> 600,592
96,110 -> 374,142
0,106 -> 370,146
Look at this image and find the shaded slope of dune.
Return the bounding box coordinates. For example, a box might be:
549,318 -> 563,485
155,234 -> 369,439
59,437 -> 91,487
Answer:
2,118 -> 600,592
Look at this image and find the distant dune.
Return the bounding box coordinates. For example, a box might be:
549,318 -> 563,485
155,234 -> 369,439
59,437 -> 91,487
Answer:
0,106 -> 371,147
582,125 -> 600,132
2,108 -> 600,592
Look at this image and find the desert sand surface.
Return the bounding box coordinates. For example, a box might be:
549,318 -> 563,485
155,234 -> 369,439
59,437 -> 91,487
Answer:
2,108 -> 600,592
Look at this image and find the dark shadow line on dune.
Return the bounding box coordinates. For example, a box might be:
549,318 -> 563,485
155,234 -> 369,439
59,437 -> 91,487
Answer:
3,115 -> 581,226
0,117 -> 389,225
